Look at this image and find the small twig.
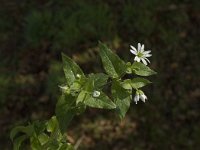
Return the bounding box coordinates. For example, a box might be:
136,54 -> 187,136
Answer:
74,135 -> 84,150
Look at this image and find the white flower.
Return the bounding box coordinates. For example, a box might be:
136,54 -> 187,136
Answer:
139,94 -> 147,103
134,91 -> 147,104
134,93 -> 140,104
93,90 -> 101,98
130,43 -> 152,65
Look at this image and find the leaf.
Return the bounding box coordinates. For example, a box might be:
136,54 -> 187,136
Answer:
38,133 -> 49,145
131,77 -> 151,89
122,78 -> 151,89
47,116 -> 58,132
121,79 -> 132,90
70,81 -> 81,91
126,62 -> 132,74
62,53 -> 85,86
99,42 -> 126,78
84,92 -> 116,109
88,73 -> 109,89
132,62 -> 157,76
10,125 -> 34,141
42,139 -> 60,150
56,94 -> 76,133
30,136 -> 43,150
13,135 -> 28,150
81,73 -> 108,93
112,80 -> 131,119
76,91 -> 87,104
59,143 -> 74,150
32,121 -> 46,135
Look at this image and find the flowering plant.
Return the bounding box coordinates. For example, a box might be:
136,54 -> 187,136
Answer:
10,42 -> 156,150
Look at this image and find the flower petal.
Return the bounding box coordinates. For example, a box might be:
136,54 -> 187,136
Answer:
134,56 -> 140,62
141,58 -> 147,65
140,94 -> 147,103
144,54 -> 152,57
143,50 -> 151,54
138,43 -> 141,51
134,94 -> 140,104
144,58 -> 150,63
140,44 -> 145,52
130,49 -> 137,55
130,45 -> 137,52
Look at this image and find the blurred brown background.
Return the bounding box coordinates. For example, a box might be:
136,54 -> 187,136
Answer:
0,0 -> 200,149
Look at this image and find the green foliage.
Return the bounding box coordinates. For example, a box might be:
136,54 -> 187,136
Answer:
132,62 -> 157,76
99,42 -> 126,78
11,42 -> 156,149
62,53 -> 85,86
56,94 -> 78,133
11,116 -> 73,150
87,73 -> 109,89
112,80 -> 131,119
122,78 -> 151,90
84,92 -> 116,109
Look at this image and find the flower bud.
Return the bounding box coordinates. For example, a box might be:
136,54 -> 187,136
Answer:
93,90 -> 101,98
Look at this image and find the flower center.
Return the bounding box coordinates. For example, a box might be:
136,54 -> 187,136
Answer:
137,52 -> 143,58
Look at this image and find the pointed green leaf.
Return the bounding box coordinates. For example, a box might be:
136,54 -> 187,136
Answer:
99,42 -> 126,78
56,94 -> 76,133
42,139 -> 60,150
112,80 -> 131,119
76,73 -> 109,104
84,92 -> 116,109
82,73 -> 109,93
62,53 -> 85,86
132,62 -> 157,76
88,73 -> 109,89
59,143 -> 74,150
131,77 -> 151,88
121,79 -> 132,90
32,121 -> 46,135
38,133 -> 49,145
13,135 -> 28,150
31,136 -> 43,150
76,91 -> 87,104
10,125 -> 34,141
122,78 -> 151,90
47,116 -> 58,132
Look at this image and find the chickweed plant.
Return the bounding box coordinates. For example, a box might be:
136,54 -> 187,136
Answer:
10,42 -> 156,150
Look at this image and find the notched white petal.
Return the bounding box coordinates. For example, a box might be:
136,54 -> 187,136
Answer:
140,44 -> 144,52
130,50 -> 137,55
134,56 -> 140,62
130,45 -> 137,52
134,94 -> 140,104
140,94 -> 147,103
141,58 -> 147,65
144,54 -> 152,57
138,43 -> 141,51
143,50 -> 151,54
144,58 -> 150,63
